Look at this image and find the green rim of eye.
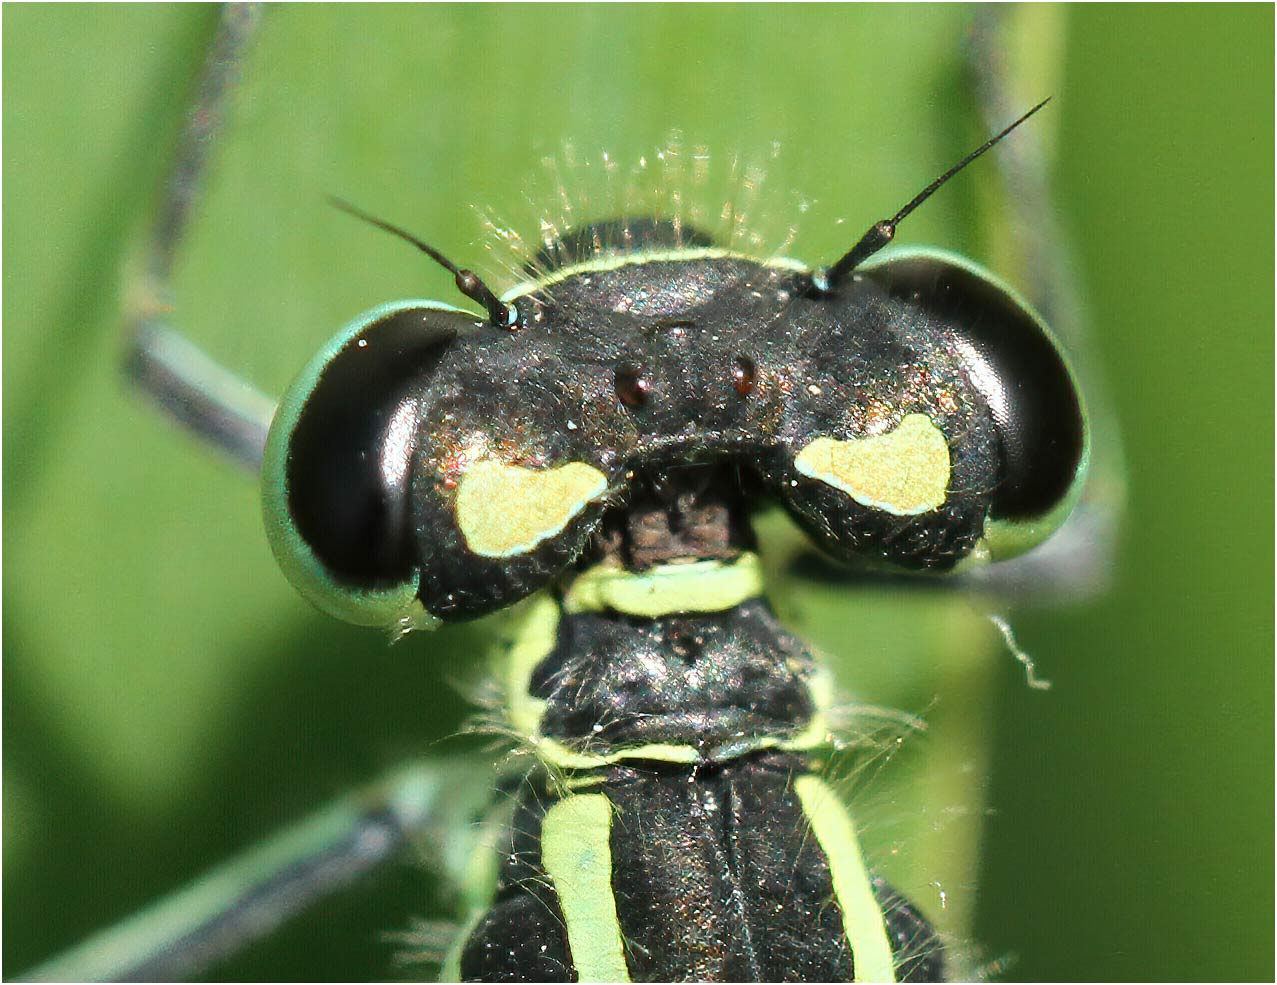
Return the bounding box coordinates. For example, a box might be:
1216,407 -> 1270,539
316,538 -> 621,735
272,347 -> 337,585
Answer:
261,299 -> 473,632
861,246 -> 1092,561
979,434 -> 1092,561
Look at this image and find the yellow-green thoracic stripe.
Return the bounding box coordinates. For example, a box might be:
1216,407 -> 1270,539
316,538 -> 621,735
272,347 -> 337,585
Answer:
795,775 -> 897,983
541,794 -> 631,983
541,782 -> 897,983
562,552 -> 765,618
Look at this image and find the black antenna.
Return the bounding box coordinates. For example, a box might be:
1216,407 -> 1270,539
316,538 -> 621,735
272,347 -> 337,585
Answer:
816,98 -> 1050,291
330,197 -> 516,328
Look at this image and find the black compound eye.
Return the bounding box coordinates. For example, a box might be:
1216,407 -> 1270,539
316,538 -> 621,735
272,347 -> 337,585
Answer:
615,362 -> 651,409
731,355 -> 758,397
262,302 -> 475,628
863,253 -> 1087,526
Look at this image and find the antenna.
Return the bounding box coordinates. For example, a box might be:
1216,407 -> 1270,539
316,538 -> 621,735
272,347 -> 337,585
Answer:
816,98 -> 1050,291
330,198 -> 516,328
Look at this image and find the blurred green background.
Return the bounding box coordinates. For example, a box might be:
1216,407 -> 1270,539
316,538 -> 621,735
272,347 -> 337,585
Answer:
4,5 -> 1272,981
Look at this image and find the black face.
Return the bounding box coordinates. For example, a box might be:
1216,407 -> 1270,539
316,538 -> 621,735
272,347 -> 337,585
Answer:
271,219 -> 1086,624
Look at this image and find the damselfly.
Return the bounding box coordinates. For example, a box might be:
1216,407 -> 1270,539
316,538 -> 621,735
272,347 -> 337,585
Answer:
12,7 -> 1119,981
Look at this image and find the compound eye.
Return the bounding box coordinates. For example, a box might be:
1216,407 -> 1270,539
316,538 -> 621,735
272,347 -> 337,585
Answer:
862,251 -> 1088,557
262,301 -> 475,629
